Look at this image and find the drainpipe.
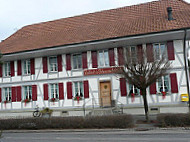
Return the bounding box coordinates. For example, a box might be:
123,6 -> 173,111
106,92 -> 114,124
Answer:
183,29 -> 190,109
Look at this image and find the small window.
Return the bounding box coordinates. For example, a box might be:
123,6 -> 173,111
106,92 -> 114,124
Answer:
72,54 -> 82,69
50,84 -> 59,99
129,84 -> 140,96
153,43 -> 167,60
98,50 -> 109,67
3,87 -> 12,102
23,86 -> 32,100
74,82 -> 84,98
158,76 -> 169,93
4,62 -> 11,77
23,59 -> 31,75
49,56 -> 57,72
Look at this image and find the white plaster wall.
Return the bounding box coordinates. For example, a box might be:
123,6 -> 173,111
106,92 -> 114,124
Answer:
0,39 -> 188,114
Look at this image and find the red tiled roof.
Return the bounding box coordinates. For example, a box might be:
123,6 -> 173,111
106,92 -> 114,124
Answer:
0,0 -> 190,54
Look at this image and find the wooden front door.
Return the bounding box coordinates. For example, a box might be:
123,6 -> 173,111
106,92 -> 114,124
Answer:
100,81 -> 111,107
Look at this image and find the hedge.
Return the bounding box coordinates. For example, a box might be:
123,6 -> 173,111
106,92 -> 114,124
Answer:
0,114 -> 134,130
157,113 -> 190,127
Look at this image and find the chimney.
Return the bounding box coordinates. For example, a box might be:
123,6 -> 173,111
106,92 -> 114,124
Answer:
167,7 -> 173,21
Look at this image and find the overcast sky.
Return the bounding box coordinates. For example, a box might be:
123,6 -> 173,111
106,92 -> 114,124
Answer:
0,0 -> 190,41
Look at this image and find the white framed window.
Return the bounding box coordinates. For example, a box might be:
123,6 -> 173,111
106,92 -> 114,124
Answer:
23,59 -> 31,75
3,87 -> 12,102
23,86 -> 32,100
128,84 -> 140,96
50,83 -> 59,99
153,43 -> 167,60
72,54 -> 82,69
157,76 -> 170,93
126,46 -> 137,64
4,62 -> 11,77
49,56 -> 57,72
98,50 -> 109,67
74,81 -> 84,98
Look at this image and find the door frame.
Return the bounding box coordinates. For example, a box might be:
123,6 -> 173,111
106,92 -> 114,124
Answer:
99,80 -> 112,107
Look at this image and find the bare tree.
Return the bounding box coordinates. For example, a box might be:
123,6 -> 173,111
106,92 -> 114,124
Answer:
118,46 -> 171,121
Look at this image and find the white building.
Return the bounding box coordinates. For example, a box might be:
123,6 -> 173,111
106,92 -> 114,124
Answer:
0,0 -> 190,118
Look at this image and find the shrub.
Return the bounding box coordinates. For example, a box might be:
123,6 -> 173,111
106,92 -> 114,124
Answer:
0,114 -> 134,130
157,113 -> 190,127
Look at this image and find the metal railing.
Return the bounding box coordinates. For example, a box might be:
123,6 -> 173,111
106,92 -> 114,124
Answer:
82,98 -> 125,116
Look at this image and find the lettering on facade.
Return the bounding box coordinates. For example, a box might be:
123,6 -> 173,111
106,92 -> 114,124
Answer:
84,67 -> 123,76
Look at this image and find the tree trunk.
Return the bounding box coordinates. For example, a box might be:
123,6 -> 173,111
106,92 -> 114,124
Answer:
142,88 -> 149,122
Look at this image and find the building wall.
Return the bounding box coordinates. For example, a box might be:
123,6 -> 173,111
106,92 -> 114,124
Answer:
0,39 -> 188,116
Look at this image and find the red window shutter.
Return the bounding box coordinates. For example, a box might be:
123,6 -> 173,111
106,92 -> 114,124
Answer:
0,64 -> 2,77
16,86 -> 22,102
118,47 -> 124,66
82,52 -> 88,69
149,83 -> 157,94
43,84 -> 49,100
43,57 -> 48,73
11,87 -> 16,102
57,55 -> 62,72
0,88 -> 1,102
167,41 -> 175,60
66,54 -> 71,71
91,51 -> 98,68
170,73 -> 178,93
59,83 -> 64,100
30,58 -> 35,75
146,43 -> 154,62
67,82 -> 73,99
10,61 -> 15,77
83,80 -> 89,98
32,85 -> 37,101
17,60 -> 22,76
109,48 -> 115,66
137,44 -> 143,63
120,78 -> 127,96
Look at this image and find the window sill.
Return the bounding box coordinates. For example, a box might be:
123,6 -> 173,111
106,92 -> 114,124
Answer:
22,74 -> 31,76
72,68 -> 83,71
49,98 -> 59,102
48,71 -> 58,74
97,66 -> 110,69
2,76 -> 11,78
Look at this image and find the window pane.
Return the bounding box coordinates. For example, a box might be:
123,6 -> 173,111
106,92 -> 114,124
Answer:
164,76 -> 169,92
73,55 -> 77,69
80,82 -> 83,97
74,82 -> 78,96
160,44 -> 166,57
154,44 -> 160,60
104,50 -> 109,66
77,54 -> 82,69
99,51 -> 104,67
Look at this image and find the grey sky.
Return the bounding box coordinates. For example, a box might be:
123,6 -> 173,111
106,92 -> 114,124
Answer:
0,0 -> 190,41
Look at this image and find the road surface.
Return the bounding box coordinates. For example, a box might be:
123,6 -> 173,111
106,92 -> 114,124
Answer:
1,129 -> 190,142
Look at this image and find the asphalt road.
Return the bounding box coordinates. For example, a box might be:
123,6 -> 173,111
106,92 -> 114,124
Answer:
1,129 -> 190,142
